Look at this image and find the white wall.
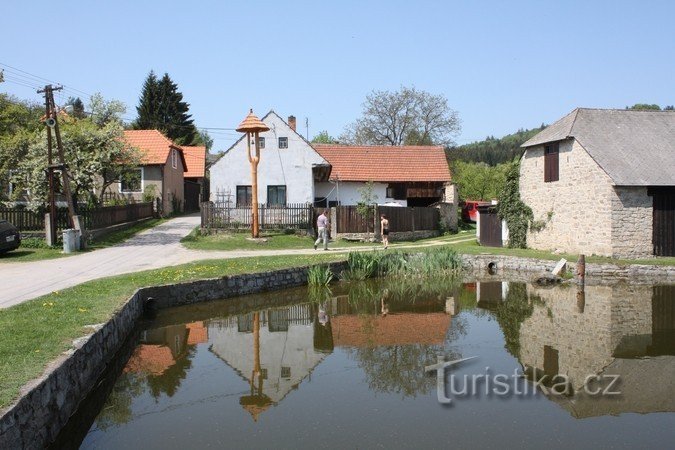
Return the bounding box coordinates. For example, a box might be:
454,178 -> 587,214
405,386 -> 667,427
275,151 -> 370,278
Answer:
209,111 -> 328,204
314,181 -> 407,206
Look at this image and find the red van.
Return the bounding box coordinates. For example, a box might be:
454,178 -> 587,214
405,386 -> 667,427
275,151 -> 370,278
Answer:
461,200 -> 492,223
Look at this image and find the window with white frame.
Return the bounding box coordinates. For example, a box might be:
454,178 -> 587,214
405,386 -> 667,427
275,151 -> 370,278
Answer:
278,137 -> 288,149
267,185 -> 287,206
258,137 -> 265,148
120,168 -> 143,193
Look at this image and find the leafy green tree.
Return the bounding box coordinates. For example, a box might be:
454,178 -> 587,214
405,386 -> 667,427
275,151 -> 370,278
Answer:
626,103 -> 661,111
452,161 -> 508,201
133,71 -> 199,145
197,129 -> 214,151
356,181 -> 378,238
16,94 -> 141,209
340,86 -> 460,146
0,94 -> 43,201
311,130 -> 338,144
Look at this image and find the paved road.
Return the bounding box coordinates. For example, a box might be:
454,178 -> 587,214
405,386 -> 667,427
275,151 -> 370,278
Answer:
0,215 -> 473,308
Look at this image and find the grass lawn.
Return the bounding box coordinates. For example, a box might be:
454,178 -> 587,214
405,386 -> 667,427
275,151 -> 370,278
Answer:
0,252 -> 343,409
0,218 -> 166,264
452,239 -> 675,266
181,228 -> 475,251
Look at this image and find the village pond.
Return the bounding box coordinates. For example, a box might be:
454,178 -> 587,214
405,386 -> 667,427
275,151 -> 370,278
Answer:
64,279 -> 674,449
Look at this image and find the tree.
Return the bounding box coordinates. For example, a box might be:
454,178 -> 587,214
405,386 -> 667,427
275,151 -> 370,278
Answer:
448,125 -> 546,166
16,94 -> 141,209
197,129 -> 214,151
133,71 -> 199,145
65,97 -> 87,119
626,103 -> 661,111
452,161 -> 508,201
0,94 -> 43,201
497,162 -> 532,249
311,130 -> 338,144
340,86 -> 460,146
356,181 -> 378,238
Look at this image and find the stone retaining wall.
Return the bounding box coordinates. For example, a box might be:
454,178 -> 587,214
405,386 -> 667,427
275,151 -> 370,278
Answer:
461,254 -> 675,284
0,261 -> 347,449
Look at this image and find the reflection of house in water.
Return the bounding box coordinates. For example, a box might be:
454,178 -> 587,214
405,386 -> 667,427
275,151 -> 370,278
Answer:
125,322 -> 208,375
518,284 -> 675,417
208,304 -> 329,421
325,295 -> 452,347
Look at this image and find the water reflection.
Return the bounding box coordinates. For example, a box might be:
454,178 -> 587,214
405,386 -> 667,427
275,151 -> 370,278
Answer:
76,279 -> 675,449
518,283 -> 675,417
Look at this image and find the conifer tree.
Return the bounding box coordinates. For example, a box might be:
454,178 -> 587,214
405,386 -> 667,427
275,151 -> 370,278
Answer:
133,71 -> 199,145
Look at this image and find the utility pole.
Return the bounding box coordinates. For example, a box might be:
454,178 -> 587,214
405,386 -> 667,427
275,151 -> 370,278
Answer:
38,84 -> 79,246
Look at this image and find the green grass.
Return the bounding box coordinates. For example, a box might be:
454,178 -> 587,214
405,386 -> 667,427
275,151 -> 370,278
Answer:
0,252 -> 343,409
0,218 -> 166,264
181,228 -> 473,252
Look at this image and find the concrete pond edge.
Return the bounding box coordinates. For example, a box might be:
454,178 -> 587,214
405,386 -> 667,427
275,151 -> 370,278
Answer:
1,254 -> 673,447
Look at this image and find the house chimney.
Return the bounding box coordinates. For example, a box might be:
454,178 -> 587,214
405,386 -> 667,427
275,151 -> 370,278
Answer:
288,115 -> 296,131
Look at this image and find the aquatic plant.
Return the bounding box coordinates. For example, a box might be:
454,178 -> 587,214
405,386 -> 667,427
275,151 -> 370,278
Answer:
307,265 -> 334,286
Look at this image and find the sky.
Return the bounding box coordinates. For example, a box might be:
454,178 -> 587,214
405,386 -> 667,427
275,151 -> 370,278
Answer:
1,0 -> 674,152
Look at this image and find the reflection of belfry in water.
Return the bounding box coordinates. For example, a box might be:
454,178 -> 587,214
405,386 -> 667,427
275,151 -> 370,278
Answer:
238,312 -> 273,422
209,304 -> 330,421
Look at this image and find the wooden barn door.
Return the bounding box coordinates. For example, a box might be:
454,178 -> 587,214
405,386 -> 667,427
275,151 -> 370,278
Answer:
652,188 -> 675,256
479,208 -> 502,247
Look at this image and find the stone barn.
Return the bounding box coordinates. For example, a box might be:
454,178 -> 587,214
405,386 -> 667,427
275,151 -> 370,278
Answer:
520,108 -> 675,258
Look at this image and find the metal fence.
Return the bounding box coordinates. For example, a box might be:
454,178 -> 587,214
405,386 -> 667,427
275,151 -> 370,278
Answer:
0,203 -> 153,233
201,202 -> 313,231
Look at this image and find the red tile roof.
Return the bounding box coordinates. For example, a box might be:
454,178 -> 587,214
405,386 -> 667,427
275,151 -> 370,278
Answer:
186,321 -> 208,344
331,312 -> 451,347
313,144 -> 451,182
123,129 -> 187,171
181,146 -> 207,178
123,344 -> 175,376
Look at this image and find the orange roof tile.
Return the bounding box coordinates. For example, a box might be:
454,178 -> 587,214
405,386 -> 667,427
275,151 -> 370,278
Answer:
123,344 -> 175,376
186,321 -> 209,344
313,144 -> 451,182
331,312 -> 451,347
181,146 -> 206,178
123,129 -> 187,171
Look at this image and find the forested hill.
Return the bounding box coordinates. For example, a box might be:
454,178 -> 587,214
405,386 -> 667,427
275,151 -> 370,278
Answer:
447,125 -> 547,166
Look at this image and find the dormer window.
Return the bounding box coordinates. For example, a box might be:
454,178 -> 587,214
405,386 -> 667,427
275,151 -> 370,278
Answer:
278,137 -> 288,149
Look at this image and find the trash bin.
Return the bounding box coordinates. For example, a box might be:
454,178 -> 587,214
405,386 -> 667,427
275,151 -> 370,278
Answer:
63,229 -> 81,253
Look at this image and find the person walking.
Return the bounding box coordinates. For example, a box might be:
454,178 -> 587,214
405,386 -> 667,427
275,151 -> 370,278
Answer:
380,214 -> 390,249
314,209 -> 330,250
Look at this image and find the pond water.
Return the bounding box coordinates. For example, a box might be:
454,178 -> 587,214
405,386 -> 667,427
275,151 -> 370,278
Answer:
71,280 -> 674,449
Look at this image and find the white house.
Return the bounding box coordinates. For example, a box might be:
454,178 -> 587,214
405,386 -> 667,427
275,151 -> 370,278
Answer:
209,111 -> 330,206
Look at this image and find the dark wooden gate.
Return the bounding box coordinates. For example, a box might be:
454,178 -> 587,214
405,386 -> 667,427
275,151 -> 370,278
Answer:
478,205 -> 502,247
184,181 -> 201,213
651,187 -> 675,256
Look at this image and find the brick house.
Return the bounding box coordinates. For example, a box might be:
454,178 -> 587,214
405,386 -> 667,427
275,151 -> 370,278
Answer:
109,130 -> 187,215
520,108 -> 675,258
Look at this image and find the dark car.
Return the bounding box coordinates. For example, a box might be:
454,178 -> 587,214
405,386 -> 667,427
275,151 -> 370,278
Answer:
0,220 -> 21,253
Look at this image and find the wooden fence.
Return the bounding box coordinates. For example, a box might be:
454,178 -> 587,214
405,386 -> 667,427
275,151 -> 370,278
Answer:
201,202 -> 314,231
0,203 -> 153,233
334,205 -> 439,234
